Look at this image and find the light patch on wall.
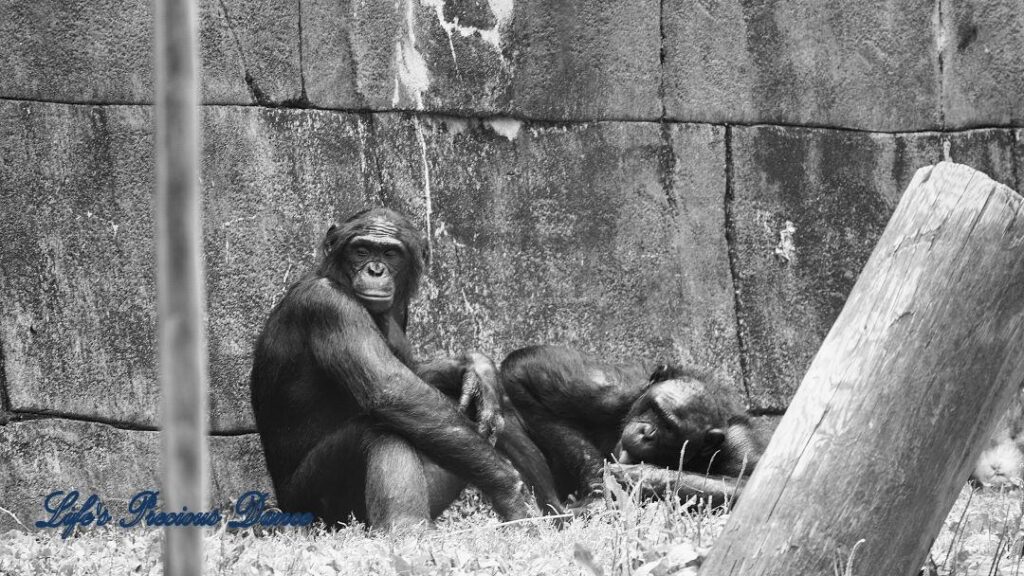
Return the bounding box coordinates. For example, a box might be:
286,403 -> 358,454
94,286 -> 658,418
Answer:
485,117 -> 522,140
392,0 -> 430,109
488,0 -> 513,28
392,0 -> 514,107
420,0 -> 512,53
774,220 -> 797,264
413,117 -> 434,266
425,115 -> 470,135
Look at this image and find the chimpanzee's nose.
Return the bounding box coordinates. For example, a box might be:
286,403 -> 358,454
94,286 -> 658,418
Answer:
368,262 -> 386,276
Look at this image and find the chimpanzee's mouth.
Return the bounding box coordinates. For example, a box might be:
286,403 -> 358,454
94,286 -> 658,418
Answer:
358,284 -> 393,297
358,291 -> 393,301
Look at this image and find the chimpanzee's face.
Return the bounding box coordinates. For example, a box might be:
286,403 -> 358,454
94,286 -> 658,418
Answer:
617,378 -> 726,467
319,209 -> 428,317
343,235 -> 408,313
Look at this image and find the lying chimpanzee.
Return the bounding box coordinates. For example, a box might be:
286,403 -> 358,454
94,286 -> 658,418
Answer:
250,209 -> 561,529
500,345 -> 766,507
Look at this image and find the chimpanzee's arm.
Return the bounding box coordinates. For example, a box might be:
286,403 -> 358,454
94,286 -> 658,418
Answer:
710,419 -> 766,477
608,463 -> 745,508
307,282 -> 535,520
502,346 -> 640,496
502,346 -> 645,423
496,409 -> 565,516
420,355 -> 563,515
416,354 -> 503,440
524,418 -> 610,496
415,356 -> 477,396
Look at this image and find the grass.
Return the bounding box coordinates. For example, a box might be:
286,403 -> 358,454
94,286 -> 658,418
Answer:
1,477 -> 1021,576
928,484 -> 1024,576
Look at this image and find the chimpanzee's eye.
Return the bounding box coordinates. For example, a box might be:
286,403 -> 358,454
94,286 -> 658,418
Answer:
355,247 -> 369,259
652,401 -> 675,430
384,249 -> 397,259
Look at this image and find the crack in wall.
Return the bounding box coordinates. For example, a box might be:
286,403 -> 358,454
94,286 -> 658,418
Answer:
360,113 -> 392,207
5,411 -> 158,431
286,0 -> 310,108
0,340 -> 10,425
297,0 -> 307,100
4,95 -> 1022,135
723,125 -> 753,406
657,0 -> 667,121
658,122 -> 678,215
1014,130 -> 1022,194
2,410 -> 258,436
935,0 -> 948,129
216,0 -> 308,108
355,115 -> 374,203
216,0 -> 270,107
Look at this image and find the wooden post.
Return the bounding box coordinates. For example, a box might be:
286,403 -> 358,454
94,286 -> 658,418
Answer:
702,163 -> 1024,576
155,0 -> 206,574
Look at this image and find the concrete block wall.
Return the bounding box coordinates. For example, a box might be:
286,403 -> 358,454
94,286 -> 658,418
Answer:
2,0 -> 1023,527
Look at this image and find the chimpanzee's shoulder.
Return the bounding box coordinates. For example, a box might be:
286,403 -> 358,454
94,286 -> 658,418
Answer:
267,273 -> 362,320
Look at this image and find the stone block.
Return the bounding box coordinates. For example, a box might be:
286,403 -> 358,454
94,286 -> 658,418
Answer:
942,0 -> 1024,128
201,106 -> 371,430
0,0 -> 153,102
664,0 -> 940,131
0,419 -> 270,532
0,0 -> 302,105
200,0 -> 304,105
372,115 -> 741,390
304,0 -> 661,119
731,126 -> 1016,409
511,0 -> 662,120
0,101 -> 159,424
0,102 -> 373,430
303,0 -> 514,113
0,104 -> 740,426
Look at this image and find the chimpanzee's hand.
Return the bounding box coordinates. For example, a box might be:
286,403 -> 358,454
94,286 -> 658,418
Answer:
608,462 -> 745,507
457,352 -> 505,443
560,498 -> 599,522
488,476 -> 541,522
607,462 -> 686,496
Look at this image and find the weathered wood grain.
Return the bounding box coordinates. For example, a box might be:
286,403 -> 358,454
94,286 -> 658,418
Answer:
702,162 -> 1024,576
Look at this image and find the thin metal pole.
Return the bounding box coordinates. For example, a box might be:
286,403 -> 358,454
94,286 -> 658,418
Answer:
155,0 -> 207,573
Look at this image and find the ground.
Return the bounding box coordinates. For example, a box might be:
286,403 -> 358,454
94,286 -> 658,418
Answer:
0,479 -> 1021,576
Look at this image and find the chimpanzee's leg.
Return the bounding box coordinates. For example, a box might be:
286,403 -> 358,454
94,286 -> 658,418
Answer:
363,433 -> 431,528
283,418 -> 467,529
281,420 -> 369,525
419,458 -> 468,518
364,432 -> 468,528
496,411 -> 564,515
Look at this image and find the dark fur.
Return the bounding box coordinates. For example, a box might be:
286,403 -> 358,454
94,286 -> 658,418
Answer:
501,345 -> 763,502
250,208 -> 553,527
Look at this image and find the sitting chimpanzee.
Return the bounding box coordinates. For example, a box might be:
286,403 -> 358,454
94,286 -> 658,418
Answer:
500,345 -> 766,507
250,208 -> 561,529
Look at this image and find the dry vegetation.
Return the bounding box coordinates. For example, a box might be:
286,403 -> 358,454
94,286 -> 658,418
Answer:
1,476 -> 1022,576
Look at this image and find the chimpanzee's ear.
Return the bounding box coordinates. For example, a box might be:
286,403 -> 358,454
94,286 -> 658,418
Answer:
649,364 -> 670,383
705,428 -> 726,449
322,224 -> 339,257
